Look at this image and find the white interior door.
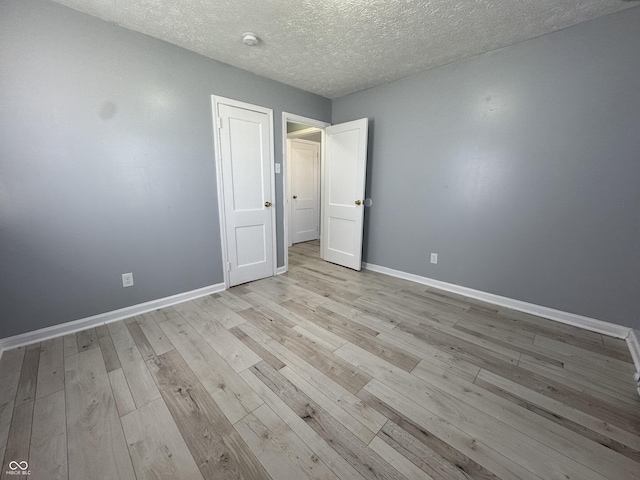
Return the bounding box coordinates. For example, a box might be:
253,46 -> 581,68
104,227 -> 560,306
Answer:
288,139 -> 320,244
322,118 -> 368,270
217,102 -> 274,286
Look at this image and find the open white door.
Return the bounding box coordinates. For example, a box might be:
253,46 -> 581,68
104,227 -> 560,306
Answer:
217,101 -> 275,286
322,118 -> 368,270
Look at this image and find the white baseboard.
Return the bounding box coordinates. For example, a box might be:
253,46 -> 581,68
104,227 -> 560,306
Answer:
0,283 -> 226,354
362,262 -> 631,339
276,266 -> 287,275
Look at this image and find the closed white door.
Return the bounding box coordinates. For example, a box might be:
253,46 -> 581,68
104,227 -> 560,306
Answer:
288,139 -> 320,244
217,102 -> 274,286
322,118 -> 368,270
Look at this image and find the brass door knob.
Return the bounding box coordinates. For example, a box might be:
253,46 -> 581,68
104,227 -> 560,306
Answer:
355,200 -> 362,205
293,195 -> 297,199
264,201 -> 272,207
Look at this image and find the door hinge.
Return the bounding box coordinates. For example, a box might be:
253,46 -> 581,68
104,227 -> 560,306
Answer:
227,262 -> 231,272
217,117 -> 222,129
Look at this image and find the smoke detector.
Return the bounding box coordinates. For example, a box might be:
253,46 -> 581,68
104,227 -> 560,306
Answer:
242,32 -> 260,47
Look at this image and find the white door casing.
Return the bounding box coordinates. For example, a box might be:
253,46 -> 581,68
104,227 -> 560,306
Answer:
322,118 -> 369,270
288,139 -> 320,244
214,99 -> 275,287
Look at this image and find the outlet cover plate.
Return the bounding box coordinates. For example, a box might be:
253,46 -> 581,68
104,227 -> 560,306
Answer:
122,272 -> 134,288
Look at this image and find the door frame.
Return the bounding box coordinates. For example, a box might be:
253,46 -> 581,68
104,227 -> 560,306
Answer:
212,95 -> 276,288
282,112 -> 330,274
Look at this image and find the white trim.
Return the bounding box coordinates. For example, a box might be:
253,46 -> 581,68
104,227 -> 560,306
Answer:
213,96 -> 277,288
282,135 -> 293,248
282,112 -> 330,274
362,262 -> 631,339
211,96 -> 231,289
0,283 -> 225,352
276,266 -> 287,275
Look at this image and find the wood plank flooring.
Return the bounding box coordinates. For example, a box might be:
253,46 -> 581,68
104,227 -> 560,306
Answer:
1,240 -> 639,479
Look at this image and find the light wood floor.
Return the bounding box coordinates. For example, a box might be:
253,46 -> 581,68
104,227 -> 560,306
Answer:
1,240 -> 639,480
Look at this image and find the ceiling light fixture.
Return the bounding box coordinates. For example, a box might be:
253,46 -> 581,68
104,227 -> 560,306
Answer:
242,32 -> 259,47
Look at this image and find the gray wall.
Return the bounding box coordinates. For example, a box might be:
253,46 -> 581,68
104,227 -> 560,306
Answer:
2,0 -> 638,338
0,0 -> 330,338
333,7 -> 640,329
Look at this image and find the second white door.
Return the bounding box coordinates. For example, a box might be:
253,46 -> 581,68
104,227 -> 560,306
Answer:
288,138 -> 320,244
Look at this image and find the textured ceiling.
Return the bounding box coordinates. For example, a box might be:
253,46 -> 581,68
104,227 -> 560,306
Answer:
51,0 -> 637,98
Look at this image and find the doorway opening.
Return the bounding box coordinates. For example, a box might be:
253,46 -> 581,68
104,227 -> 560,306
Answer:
282,113 -> 369,274
282,113 -> 330,272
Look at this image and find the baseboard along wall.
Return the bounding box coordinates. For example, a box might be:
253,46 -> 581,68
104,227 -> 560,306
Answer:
362,262 -> 640,395
1,263 -> 638,386
362,262 -> 632,339
0,282 -> 225,357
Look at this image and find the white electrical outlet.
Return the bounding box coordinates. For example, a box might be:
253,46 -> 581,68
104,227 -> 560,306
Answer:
430,253 -> 438,264
122,272 -> 134,288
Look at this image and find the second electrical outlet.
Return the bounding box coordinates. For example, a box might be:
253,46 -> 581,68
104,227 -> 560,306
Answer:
122,272 -> 134,287
430,253 -> 438,264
